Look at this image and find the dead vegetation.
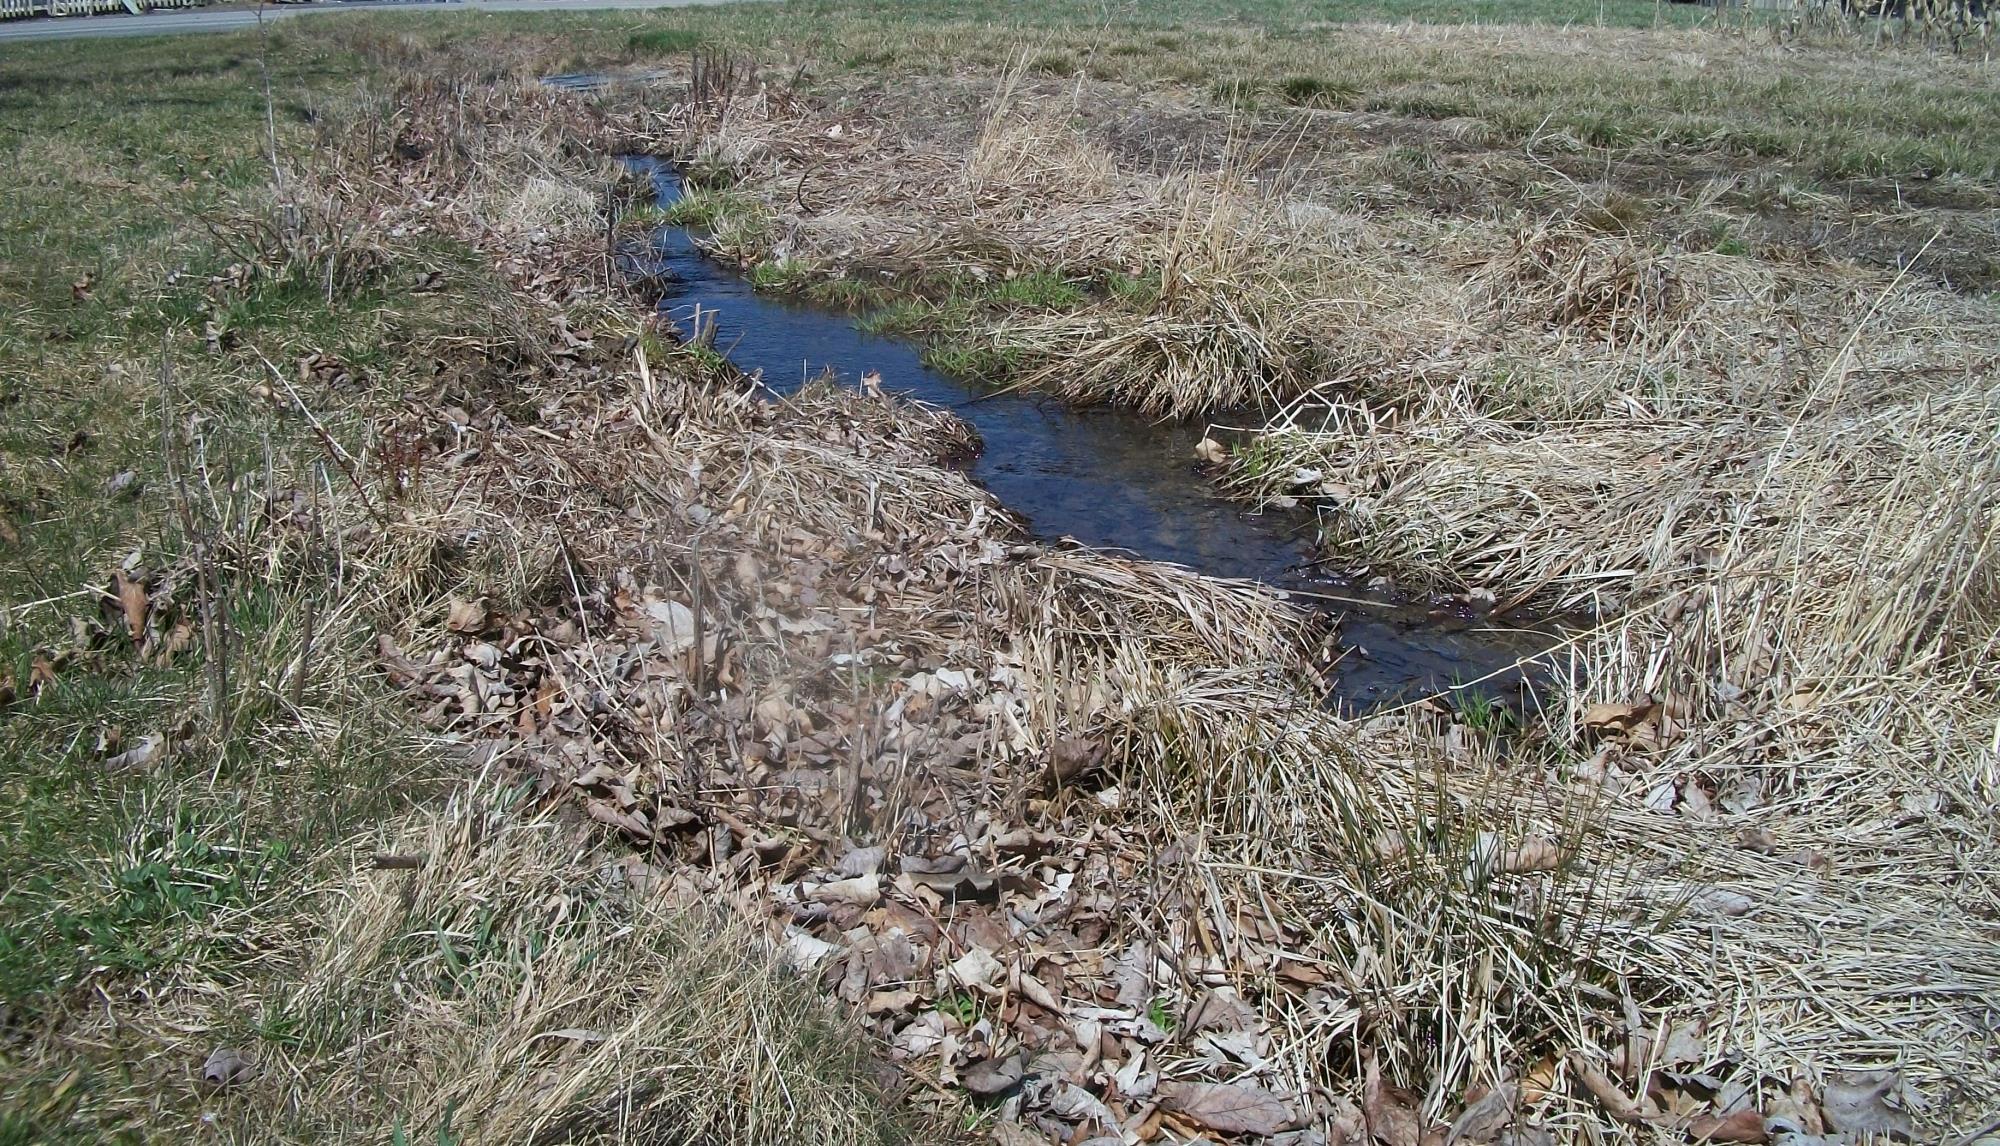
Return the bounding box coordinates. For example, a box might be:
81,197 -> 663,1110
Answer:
7,11 -> 1997,1146
555,36 -> 1998,1143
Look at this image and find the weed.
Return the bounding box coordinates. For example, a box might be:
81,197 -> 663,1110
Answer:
1029,50 -> 1078,75
1098,269 -> 1160,308
627,26 -> 705,56
1209,75 -> 1261,109
981,270 -> 1087,310
1451,685 -> 1518,735
805,276 -> 897,312
748,258 -> 812,293
1279,74 -> 1357,107
856,298 -> 935,337
937,991 -> 980,1025
923,341 -> 1024,381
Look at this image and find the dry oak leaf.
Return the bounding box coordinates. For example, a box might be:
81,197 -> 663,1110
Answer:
445,597 -> 489,633
1820,1070 -> 1914,1140
962,1055 -> 1026,1099
1365,1053 -> 1430,1146
1499,835 -> 1563,874
1582,700 -> 1659,735
1686,1108 -> 1767,1143
809,873 -> 882,907
110,570 -> 149,642
201,1046 -> 258,1087
1446,1084 -> 1517,1145
104,732 -> 165,772
1157,1080 -> 1304,1137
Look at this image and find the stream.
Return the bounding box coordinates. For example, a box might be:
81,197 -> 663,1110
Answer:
620,156 -> 1558,711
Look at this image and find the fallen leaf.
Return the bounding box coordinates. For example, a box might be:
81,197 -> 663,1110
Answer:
962,1054 -> 1025,1098
1184,987 -> 1258,1034
1365,1053 -> 1426,1146
644,597 -> 698,654
446,598 -> 489,633
1158,1080 -> 1303,1137
1194,437 -> 1229,465
1820,1070 -> 1914,1139
1520,1056 -> 1560,1105
1498,835 -> 1562,874
892,1010 -> 947,1058
1446,1084 -> 1516,1145
104,732 -> 165,772
1766,1077 -> 1823,1137
1582,700 -> 1659,735
780,927 -> 839,970
111,571 -> 149,643
864,988 -> 918,1014
901,861 -> 1011,901
583,798 -> 650,840
1693,889 -> 1755,917
1657,1020 -> 1706,1068
1686,1108 -> 1768,1143
1737,827 -> 1777,853
1015,967 -> 1062,1012
201,1046 -> 257,1087
834,845 -> 886,878
945,946 -> 1003,991
1043,1078 -> 1118,1129
810,873 -> 882,907
1047,736 -> 1105,783
989,1122 -> 1048,1146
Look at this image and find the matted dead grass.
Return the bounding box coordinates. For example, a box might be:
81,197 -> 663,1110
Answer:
585,48 -> 2000,1140
35,35 -> 1983,1143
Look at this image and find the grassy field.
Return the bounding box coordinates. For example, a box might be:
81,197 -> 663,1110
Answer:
0,26 -> 919,1145
2,0 -> 1996,1142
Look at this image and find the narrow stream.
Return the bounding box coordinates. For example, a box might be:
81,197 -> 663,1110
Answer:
621,156 -> 1558,710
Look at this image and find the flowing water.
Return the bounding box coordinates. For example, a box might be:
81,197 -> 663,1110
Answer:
620,156 -> 1559,710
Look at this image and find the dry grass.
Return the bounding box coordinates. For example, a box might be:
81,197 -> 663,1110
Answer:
0,46 -> 945,1144
595,37 -> 2000,1137
270,790 -> 914,1144
12,14 -> 1997,1143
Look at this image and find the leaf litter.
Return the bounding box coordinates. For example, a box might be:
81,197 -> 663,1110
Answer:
114,57 -> 1990,1144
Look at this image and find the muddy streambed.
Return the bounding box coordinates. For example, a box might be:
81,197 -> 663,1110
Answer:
621,156 -> 1559,710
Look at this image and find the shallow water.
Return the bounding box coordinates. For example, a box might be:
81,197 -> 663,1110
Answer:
622,157 -> 1558,709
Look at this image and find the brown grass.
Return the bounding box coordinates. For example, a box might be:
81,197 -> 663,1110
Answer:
592,42 -> 2000,1136
16,17 -> 1995,1141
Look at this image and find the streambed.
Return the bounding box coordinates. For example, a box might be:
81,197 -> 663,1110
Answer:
622,156 -> 1557,710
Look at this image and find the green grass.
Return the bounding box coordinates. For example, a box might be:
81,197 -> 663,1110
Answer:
346,0 -> 1999,183
1280,73 -> 1359,107
922,341 -> 1026,381
981,271 -> 1088,310
4,0 -> 1996,1134
0,28 -> 480,1135
627,25 -> 705,55
1210,74 -> 1262,108
748,257 -> 815,293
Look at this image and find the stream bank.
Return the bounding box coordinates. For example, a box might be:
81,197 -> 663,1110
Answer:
622,156 -> 1562,710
